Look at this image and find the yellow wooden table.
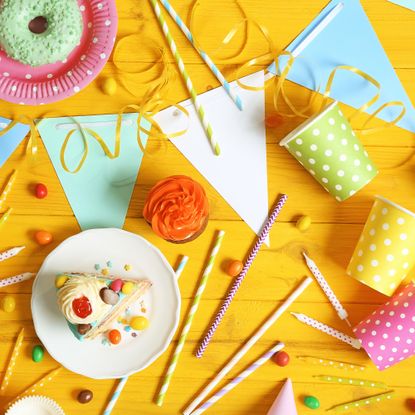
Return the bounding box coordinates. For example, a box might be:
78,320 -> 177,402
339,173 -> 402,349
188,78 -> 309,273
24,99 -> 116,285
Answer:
1,0 -> 415,414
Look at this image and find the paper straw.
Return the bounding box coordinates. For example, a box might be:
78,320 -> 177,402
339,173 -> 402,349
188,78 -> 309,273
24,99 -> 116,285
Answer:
183,276 -> 312,415
0,208 -> 12,227
7,367 -> 62,407
102,256 -> 190,415
158,0 -> 243,110
0,328 -> 24,395
0,273 -> 36,289
296,356 -> 366,371
0,246 -> 25,262
303,252 -> 350,325
0,170 -> 17,210
191,342 -> 285,415
327,390 -> 394,412
291,313 -> 361,349
195,194 -> 288,358
149,0 -> 220,156
156,231 -> 225,406
290,2 -> 344,58
314,375 -> 387,389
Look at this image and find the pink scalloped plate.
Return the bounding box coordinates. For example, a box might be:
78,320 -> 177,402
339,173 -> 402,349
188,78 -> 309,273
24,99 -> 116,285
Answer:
0,0 -> 118,106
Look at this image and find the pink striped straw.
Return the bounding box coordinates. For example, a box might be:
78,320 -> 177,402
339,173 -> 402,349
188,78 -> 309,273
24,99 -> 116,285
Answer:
195,194 -> 288,358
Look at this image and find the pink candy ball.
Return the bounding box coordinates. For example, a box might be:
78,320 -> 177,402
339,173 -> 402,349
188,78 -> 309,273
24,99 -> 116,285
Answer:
110,279 -> 123,293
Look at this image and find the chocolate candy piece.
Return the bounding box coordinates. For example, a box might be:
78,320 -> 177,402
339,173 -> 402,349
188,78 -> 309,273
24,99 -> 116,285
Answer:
100,288 -> 119,305
77,389 -> 93,404
32,345 -> 44,363
77,324 -> 92,335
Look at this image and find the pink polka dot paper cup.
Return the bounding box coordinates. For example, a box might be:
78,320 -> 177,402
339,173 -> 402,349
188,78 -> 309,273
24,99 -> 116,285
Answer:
347,196 -> 415,296
279,101 -> 378,202
353,282 -> 415,370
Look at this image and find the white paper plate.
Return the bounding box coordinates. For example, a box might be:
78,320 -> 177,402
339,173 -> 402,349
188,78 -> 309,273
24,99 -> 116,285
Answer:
6,396 -> 65,415
31,228 -> 180,379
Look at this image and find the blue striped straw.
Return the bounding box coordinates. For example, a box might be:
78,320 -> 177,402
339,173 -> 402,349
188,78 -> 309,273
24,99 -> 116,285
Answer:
101,255 -> 189,415
158,0 -> 243,110
191,342 -> 285,415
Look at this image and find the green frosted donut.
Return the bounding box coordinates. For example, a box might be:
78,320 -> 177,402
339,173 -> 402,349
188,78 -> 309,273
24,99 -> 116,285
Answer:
0,0 -> 83,67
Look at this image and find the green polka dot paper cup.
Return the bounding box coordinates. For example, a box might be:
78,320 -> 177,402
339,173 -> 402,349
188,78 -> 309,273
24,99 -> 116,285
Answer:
279,101 -> 378,201
347,196 -> 415,296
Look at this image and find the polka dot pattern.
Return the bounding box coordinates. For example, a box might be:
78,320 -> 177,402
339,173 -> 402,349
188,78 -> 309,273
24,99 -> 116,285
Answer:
354,282 -> 415,370
347,197 -> 415,296
281,102 -> 378,201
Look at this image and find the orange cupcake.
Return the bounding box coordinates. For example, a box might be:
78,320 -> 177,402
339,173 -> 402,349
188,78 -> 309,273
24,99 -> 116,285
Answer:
143,176 -> 209,243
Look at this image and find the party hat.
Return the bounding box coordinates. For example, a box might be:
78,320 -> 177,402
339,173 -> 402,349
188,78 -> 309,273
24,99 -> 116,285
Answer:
37,113 -> 149,230
266,378 -> 298,415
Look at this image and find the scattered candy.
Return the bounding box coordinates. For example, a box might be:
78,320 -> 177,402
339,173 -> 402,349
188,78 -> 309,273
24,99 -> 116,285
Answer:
34,183 -> 48,199
272,351 -> 290,367
94,264 -> 100,271
296,215 -> 311,232
265,114 -> 284,128
110,279 -> 123,293
304,396 -> 320,410
124,264 -> 132,271
121,281 -> 135,295
124,326 -> 131,332
100,288 -> 119,305
106,260 -> 112,267
77,389 -> 93,404
226,259 -> 243,277
129,316 -> 149,331
102,268 -> 109,276
55,275 -> 68,289
72,296 -> 92,319
407,398 -> 415,412
32,345 -> 44,363
77,324 -> 92,335
108,329 -> 121,345
102,77 -> 117,96
1,295 -> 16,313
34,230 -> 53,245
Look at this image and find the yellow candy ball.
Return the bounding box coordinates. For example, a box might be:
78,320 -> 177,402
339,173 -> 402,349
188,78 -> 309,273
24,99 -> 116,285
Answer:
102,268 -> 109,276
55,276 -> 68,288
122,281 -> 135,295
130,316 -> 149,331
296,215 -> 311,232
1,296 -> 16,313
102,78 -> 117,96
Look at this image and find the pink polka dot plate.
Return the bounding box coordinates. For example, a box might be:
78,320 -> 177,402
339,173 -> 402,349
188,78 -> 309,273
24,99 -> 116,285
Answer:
0,0 -> 117,106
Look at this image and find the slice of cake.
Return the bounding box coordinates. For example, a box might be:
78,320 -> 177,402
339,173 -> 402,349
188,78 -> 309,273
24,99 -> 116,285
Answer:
56,272 -> 152,341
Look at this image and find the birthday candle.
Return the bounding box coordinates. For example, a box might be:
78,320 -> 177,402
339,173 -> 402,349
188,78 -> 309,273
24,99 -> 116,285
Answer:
296,356 -> 366,371
303,252 -> 350,325
327,391 -> 394,412
0,246 -> 25,262
0,328 -> 24,395
291,312 -> 361,349
0,273 -> 36,288
314,375 -> 387,389
0,170 -> 17,210
0,208 -> 12,227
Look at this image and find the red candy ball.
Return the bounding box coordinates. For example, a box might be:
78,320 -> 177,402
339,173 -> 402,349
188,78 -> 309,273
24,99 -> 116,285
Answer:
108,329 -> 121,345
272,351 -> 290,367
72,296 -> 92,319
110,279 -> 123,293
407,398 -> 415,412
35,183 -> 48,199
264,114 -> 284,128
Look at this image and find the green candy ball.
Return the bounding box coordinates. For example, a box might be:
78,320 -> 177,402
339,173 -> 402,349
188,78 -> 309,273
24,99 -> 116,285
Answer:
304,395 -> 320,410
32,345 -> 44,363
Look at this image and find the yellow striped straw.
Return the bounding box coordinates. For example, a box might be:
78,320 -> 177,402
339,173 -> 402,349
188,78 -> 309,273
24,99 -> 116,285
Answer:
156,231 -> 225,406
149,0 -> 220,156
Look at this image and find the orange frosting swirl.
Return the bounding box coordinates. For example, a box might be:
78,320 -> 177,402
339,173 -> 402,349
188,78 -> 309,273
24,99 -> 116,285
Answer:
143,175 -> 209,242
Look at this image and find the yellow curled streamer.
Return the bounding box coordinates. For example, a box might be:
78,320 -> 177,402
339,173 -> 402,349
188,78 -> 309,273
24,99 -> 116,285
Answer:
189,0 -> 406,133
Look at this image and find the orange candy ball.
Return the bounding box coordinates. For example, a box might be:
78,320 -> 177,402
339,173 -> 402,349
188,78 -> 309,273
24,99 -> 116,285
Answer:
226,260 -> 244,277
108,329 -> 121,345
272,351 -> 290,367
35,230 -> 53,245
264,114 -> 284,128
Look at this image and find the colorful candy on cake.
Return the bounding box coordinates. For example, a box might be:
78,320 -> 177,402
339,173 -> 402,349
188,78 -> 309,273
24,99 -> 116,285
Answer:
55,273 -> 152,341
0,0 -> 83,66
143,175 -> 209,243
